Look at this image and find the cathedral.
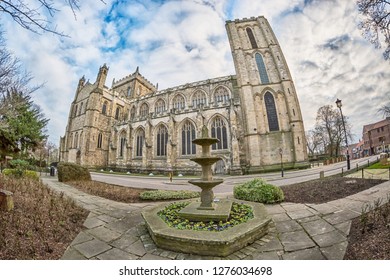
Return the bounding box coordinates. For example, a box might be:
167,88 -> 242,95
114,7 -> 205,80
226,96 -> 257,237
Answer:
59,16 -> 308,175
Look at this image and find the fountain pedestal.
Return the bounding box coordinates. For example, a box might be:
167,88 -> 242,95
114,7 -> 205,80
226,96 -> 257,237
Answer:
178,127 -> 231,221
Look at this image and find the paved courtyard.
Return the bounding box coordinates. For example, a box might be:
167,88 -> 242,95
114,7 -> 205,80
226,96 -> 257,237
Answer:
41,176 -> 390,260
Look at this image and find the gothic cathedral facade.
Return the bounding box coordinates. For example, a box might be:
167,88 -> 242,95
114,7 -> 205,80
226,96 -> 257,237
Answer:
59,16 -> 308,175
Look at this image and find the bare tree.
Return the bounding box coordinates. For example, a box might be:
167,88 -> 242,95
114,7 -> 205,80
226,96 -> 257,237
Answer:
305,129 -> 323,156
378,102 -> 390,117
0,0 -> 105,36
357,0 -> 390,60
314,105 -> 352,158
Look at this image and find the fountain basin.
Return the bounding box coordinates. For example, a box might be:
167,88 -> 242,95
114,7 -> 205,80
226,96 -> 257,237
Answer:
142,199 -> 271,257
192,138 -> 219,146
190,157 -> 221,166
178,199 -> 232,221
188,179 -> 223,190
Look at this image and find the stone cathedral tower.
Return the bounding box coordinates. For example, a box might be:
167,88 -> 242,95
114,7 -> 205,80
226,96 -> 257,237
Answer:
59,16 -> 308,174
225,17 -> 307,172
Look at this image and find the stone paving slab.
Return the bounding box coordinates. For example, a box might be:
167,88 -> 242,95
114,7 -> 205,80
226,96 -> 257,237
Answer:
270,213 -> 290,222
124,240 -> 146,257
287,209 -> 315,220
275,220 -> 302,233
252,251 -> 280,260
312,230 -> 347,247
254,236 -> 283,252
73,238 -> 112,258
83,216 -> 107,229
282,247 -> 325,260
334,221 -> 352,236
279,230 -> 316,252
61,247 -> 88,260
301,218 -> 335,236
323,210 -> 360,225
320,241 -> 348,260
306,203 -> 340,215
87,226 -> 122,243
70,232 -> 94,246
96,248 -> 138,260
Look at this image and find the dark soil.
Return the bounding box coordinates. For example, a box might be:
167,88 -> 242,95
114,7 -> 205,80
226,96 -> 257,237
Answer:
0,176 -> 88,260
344,202 -> 390,260
281,177 -> 386,204
67,180 -> 150,203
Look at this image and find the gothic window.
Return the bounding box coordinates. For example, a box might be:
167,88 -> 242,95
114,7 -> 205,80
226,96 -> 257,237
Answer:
102,101 -> 108,115
130,106 -> 136,120
74,132 -> 79,148
140,103 -> 149,118
119,132 -> 126,157
264,92 -> 279,131
246,27 -> 258,49
181,121 -> 196,155
136,129 -> 145,157
156,125 -> 168,156
137,86 -> 141,96
192,90 -> 206,108
211,116 -> 228,150
79,102 -> 83,115
173,94 -> 185,110
74,105 -> 78,117
97,133 -> 103,148
115,106 -> 121,120
255,53 -> 270,84
154,99 -> 166,114
70,133 -> 74,148
214,87 -> 230,104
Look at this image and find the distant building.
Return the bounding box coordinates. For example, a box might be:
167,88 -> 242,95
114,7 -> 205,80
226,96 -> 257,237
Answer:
362,117 -> 390,156
59,16 -> 309,174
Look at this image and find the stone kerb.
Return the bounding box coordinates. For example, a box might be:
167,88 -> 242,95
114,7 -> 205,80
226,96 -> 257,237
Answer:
142,199 -> 271,257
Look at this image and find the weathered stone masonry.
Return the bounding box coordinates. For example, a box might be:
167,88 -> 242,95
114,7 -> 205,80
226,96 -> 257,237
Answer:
59,16 -> 308,175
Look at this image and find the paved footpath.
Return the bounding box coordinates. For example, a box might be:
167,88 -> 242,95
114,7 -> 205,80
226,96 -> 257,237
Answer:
41,177 -> 390,260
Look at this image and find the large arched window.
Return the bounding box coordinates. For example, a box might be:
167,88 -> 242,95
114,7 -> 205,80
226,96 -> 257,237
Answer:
181,121 -> 196,155
74,105 -> 78,117
154,99 -> 166,114
192,90 -> 206,109
97,133 -> 103,148
246,27 -> 258,49
140,103 -> 149,118
173,94 -> 185,110
255,53 -> 269,84
136,129 -> 145,157
102,101 -> 108,115
127,87 -> 132,97
214,87 -> 230,104
119,132 -> 126,157
156,125 -> 168,156
264,92 -> 279,132
211,116 -> 228,150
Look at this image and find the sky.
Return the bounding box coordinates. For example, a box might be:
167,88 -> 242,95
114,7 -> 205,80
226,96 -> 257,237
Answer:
1,0 -> 389,146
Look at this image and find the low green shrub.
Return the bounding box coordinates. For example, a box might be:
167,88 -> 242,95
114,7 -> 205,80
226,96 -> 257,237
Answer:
140,190 -> 200,201
233,178 -> 284,204
2,168 -> 39,180
57,162 -> 91,182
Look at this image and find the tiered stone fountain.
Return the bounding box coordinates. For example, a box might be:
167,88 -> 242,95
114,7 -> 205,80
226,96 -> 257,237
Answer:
178,126 -> 232,222
142,126 -> 271,257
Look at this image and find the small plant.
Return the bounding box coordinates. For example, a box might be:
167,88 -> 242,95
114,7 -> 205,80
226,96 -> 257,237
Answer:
140,190 -> 200,201
158,202 -> 254,231
57,162 -> 91,182
2,168 -> 39,180
233,178 -> 284,204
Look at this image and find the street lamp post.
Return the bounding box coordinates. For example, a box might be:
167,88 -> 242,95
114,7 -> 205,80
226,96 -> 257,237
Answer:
335,98 -> 350,170
279,148 -> 284,177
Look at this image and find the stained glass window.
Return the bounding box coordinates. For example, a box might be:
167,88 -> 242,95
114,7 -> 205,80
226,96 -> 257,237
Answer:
192,91 -> 206,108
214,87 -> 230,104
181,121 -> 196,155
136,130 -> 145,157
211,117 -> 228,150
264,92 -> 279,131
173,94 -> 185,110
156,125 -> 168,156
